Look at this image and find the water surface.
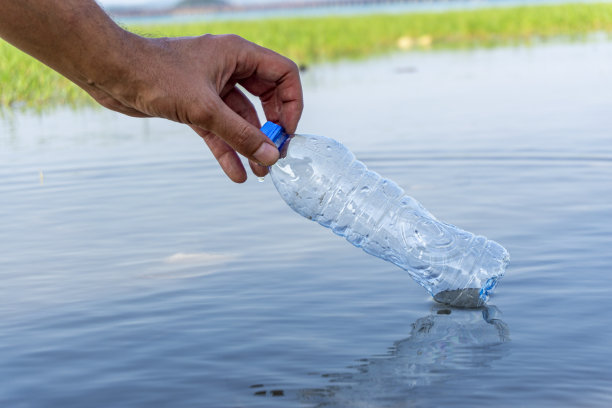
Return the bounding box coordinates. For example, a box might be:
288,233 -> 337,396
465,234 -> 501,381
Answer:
2,41 -> 612,407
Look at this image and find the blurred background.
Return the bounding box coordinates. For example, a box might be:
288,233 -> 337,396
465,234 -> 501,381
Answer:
2,1 -> 612,407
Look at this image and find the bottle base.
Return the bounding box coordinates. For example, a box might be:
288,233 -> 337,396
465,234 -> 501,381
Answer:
433,288 -> 485,309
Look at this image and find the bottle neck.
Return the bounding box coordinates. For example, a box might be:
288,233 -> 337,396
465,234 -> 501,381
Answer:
260,121 -> 289,150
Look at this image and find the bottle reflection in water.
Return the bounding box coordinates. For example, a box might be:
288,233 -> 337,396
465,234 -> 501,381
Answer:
261,122 -> 510,307
296,306 -> 510,406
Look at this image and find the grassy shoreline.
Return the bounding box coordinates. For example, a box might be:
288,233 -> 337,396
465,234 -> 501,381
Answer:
2,2 -> 612,109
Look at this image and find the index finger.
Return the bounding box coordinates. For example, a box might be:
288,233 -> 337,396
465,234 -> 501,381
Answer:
239,47 -> 303,134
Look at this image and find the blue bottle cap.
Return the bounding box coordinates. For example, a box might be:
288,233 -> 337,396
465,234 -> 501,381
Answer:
260,121 -> 288,150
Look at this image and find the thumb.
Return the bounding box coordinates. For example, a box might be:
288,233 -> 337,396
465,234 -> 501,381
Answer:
202,98 -> 279,166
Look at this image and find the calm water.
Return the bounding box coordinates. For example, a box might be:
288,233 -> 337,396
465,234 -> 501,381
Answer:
2,41 -> 612,407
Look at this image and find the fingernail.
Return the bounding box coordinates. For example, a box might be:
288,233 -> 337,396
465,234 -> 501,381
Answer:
253,143 -> 279,166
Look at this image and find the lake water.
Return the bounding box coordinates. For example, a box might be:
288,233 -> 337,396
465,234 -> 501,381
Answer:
2,40 -> 612,407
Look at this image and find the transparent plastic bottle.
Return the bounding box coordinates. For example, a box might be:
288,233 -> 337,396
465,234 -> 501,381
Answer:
261,122 -> 509,308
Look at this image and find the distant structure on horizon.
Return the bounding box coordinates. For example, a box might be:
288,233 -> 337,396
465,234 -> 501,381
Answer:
109,0 -> 473,18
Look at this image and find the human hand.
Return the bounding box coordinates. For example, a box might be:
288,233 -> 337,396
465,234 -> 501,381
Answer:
0,0 -> 302,182
85,34 -> 303,183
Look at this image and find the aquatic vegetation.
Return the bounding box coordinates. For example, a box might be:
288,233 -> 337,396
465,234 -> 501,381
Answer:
2,2 -> 612,109
0,43 -> 84,110
144,2 -> 612,63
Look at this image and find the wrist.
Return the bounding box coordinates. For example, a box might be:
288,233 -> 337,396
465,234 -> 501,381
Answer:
77,28 -> 149,95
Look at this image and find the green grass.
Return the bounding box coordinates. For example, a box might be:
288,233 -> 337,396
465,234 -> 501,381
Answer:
3,2 -> 612,110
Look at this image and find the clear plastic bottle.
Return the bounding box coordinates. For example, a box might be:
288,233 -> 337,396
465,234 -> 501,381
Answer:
261,122 -> 509,308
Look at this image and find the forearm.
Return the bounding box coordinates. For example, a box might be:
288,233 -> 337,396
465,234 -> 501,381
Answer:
0,0 -> 142,90
1,0 -> 302,182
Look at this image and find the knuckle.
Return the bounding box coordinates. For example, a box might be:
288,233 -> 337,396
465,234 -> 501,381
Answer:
189,100 -> 219,127
195,108 -> 214,125
217,34 -> 245,48
286,58 -> 300,74
226,34 -> 245,43
197,33 -> 215,44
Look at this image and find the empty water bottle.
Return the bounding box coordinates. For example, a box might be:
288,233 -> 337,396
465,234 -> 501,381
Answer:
261,122 -> 509,308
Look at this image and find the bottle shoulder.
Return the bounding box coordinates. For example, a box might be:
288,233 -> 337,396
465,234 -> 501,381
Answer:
273,133 -> 353,175
282,133 -> 347,157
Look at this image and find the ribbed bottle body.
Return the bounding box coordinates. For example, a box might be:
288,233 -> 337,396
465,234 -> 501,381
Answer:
269,134 -> 509,307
